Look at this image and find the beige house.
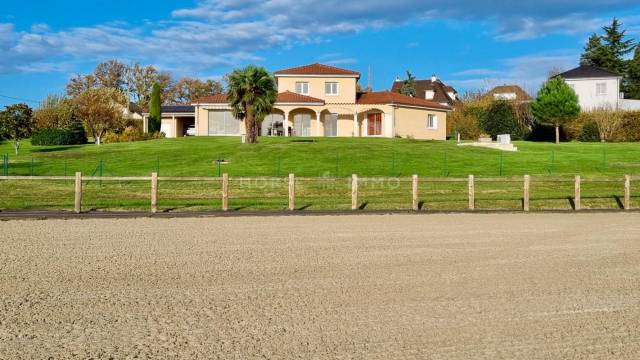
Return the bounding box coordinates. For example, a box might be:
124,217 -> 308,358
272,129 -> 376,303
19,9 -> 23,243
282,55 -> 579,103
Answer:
145,63 -> 451,140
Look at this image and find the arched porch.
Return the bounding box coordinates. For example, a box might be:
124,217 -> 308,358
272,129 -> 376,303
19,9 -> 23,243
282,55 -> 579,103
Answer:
357,107 -> 387,137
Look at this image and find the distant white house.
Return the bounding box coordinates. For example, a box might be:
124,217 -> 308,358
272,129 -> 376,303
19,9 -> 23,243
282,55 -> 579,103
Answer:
485,85 -> 532,103
556,65 -> 640,111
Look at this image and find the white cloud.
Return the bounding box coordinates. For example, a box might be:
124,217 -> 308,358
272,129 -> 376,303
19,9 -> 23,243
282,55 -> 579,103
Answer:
450,52 -> 577,93
0,1 -> 638,76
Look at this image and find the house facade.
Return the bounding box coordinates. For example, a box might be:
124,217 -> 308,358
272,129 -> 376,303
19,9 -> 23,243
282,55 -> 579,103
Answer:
556,65 -> 623,111
145,63 -> 451,140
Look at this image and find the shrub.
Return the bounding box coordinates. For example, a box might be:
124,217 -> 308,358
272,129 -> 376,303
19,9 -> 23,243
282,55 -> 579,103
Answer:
31,121 -> 87,146
618,111 -> 640,141
479,100 -> 527,139
449,106 -> 483,140
578,121 -> 601,142
103,126 -> 165,144
567,110 -> 640,142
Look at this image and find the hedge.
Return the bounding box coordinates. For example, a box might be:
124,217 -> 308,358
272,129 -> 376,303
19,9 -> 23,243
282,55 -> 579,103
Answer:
31,124 -> 87,146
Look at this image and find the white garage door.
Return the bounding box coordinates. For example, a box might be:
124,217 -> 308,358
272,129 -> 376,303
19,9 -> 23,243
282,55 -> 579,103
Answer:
160,122 -> 174,138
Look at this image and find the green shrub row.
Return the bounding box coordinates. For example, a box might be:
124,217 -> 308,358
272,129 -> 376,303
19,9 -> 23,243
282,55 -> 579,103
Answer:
31,121 -> 87,146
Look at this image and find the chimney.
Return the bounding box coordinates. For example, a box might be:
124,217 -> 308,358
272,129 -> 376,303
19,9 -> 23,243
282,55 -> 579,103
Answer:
431,74 -> 437,82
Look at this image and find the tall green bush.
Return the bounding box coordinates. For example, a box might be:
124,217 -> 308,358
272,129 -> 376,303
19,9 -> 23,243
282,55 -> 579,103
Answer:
479,100 -> 525,139
148,83 -> 162,133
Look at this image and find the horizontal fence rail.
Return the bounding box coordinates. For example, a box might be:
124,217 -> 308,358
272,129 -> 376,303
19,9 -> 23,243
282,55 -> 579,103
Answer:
0,173 -> 637,213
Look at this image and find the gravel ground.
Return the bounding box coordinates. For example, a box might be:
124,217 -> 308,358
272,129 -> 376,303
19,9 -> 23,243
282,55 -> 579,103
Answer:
1,213 -> 640,359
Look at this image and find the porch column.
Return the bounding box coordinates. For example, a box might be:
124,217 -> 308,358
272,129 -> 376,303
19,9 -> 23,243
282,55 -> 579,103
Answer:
172,115 -> 176,138
143,116 -> 149,133
284,111 -> 290,137
363,112 -> 369,137
315,111 -> 322,137
353,112 -> 358,137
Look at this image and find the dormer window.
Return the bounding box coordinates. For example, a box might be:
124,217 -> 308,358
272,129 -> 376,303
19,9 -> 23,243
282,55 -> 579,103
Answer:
425,90 -> 435,100
295,82 -> 309,95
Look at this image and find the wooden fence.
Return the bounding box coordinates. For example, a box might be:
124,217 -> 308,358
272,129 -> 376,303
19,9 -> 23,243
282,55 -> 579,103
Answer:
0,173 -> 635,213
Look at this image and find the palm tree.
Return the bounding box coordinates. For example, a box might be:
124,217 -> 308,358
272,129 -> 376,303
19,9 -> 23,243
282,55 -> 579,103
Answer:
227,66 -> 277,143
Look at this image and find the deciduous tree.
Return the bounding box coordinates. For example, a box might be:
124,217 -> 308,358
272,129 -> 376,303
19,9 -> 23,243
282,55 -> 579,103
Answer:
33,95 -> 76,129
126,63 -> 173,108
0,103 -> 34,155
168,78 -> 224,104
74,88 -> 127,145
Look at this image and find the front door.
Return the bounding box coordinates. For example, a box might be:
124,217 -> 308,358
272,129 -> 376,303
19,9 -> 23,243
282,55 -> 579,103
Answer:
367,113 -> 382,136
324,113 -> 338,137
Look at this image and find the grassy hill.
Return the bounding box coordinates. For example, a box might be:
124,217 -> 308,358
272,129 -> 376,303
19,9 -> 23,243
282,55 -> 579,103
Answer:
2,137 -> 639,211
1,136 -> 639,177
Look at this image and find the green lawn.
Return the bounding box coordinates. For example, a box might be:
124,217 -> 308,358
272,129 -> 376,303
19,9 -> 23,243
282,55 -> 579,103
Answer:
1,137 -> 639,212
1,136 -> 639,177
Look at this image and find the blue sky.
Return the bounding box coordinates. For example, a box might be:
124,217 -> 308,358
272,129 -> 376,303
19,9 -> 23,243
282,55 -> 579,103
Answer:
1,0 -> 640,106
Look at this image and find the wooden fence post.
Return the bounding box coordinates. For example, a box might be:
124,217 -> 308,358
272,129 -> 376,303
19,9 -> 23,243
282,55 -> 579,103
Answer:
624,175 -> 631,211
351,174 -> 358,210
468,175 -> 475,211
288,173 -> 295,211
523,175 -> 530,212
151,172 -> 158,214
412,175 -> 419,211
574,175 -> 581,211
74,172 -> 82,214
222,173 -> 229,211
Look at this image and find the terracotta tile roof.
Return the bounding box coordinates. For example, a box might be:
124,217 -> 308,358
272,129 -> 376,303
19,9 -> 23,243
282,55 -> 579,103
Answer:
193,91 -> 324,105
357,91 -> 451,110
391,78 -> 459,106
274,63 -> 360,77
276,91 -> 325,104
193,94 -> 228,104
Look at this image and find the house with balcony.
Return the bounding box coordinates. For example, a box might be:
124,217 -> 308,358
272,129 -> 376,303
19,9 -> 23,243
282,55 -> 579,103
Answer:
145,63 -> 451,139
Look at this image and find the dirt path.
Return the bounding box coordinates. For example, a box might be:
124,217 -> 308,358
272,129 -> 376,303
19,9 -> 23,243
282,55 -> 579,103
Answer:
1,214 -> 640,359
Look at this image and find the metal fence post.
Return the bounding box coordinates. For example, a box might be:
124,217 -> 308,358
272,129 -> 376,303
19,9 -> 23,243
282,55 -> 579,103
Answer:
523,175 -> 530,212
74,172 -> 82,214
412,175 -> 419,211
624,175 -> 631,211
2,154 -> 7,176
574,175 -> 581,211
288,173 -> 295,211
151,172 -> 158,214
222,173 -> 229,211
351,174 -> 358,210
468,175 -> 475,211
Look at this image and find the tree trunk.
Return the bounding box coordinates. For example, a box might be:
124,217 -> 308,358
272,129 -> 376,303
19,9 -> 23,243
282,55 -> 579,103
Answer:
245,105 -> 257,144
13,140 -> 19,155
555,125 -> 560,145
